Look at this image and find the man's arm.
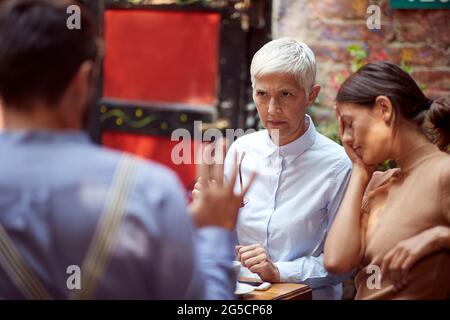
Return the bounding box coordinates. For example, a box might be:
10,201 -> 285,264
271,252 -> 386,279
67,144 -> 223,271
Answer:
147,170 -> 237,300
184,142 -> 256,299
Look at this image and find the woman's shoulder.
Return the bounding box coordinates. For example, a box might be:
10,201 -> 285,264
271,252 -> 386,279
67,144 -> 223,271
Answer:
434,150 -> 450,169
432,152 -> 450,222
428,150 -> 450,185
435,152 -> 450,189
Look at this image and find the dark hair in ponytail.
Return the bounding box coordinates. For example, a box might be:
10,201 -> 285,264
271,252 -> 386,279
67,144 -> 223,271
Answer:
428,98 -> 450,151
336,61 -> 450,151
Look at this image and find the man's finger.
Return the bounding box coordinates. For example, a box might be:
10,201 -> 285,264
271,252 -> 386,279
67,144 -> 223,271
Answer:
197,176 -> 207,185
212,138 -> 226,185
194,182 -> 203,190
197,147 -> 211,185
192,189 -> 201,199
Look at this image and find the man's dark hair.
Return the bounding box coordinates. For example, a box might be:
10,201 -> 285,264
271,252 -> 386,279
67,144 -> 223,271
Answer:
0,0 -> 98,108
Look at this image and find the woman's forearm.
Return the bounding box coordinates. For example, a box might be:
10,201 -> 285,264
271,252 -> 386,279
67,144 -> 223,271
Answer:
324,167 -> 370,274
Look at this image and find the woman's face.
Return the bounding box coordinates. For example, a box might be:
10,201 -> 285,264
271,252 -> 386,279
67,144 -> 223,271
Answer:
336,102 -> 393,165
253,73 -> 316,146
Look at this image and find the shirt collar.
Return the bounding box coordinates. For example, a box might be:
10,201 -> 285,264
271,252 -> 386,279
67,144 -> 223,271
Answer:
0,130 -> 91,145
262,114 -> 317,163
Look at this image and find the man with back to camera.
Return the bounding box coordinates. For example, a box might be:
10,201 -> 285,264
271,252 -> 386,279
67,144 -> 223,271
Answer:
0,0 -> 254,299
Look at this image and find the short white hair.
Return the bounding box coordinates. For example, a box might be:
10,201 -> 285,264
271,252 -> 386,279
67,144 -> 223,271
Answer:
250,37 -> 316,96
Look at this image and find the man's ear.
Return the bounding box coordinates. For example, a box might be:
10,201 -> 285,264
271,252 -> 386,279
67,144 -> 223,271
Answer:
306,84 -> 320,107
65,61 -> 94,112
374,96 -> 394,125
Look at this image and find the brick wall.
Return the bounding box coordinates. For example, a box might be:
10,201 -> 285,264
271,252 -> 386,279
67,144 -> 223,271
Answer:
273,0 -> 450,113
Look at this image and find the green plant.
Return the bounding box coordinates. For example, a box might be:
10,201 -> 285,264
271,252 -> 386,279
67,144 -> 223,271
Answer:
315,120 -> 341,145
347,44 -> 368,73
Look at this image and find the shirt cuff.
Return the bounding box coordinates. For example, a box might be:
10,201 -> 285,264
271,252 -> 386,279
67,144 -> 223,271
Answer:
275,261 -> 303,283
196,227 -> 236,259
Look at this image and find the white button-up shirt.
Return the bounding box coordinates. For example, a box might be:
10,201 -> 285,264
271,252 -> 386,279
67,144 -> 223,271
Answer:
224,115 -> 352,300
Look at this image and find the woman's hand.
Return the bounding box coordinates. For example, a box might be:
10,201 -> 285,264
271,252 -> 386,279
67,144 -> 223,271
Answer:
324,107 -> 377,274
236,244 -> 280,282
335,106 -> 375,183
381,226 -> 450,292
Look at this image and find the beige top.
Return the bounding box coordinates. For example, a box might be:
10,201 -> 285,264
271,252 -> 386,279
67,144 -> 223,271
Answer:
355,143 -> 450,300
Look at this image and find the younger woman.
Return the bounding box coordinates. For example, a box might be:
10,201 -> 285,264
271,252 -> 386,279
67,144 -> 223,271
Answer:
324,61 -> 450,299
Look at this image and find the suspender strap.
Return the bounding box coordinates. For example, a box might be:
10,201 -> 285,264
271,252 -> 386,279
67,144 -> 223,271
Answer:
72,155 -> 139,299
0,154 -> 139,300
0,225 -> 52,300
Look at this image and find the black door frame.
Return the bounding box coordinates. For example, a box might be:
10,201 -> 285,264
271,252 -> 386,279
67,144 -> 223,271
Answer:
84,0 -> 271,143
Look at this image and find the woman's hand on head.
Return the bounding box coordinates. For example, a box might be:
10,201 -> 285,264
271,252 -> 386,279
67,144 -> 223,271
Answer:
335,106 -> 375,182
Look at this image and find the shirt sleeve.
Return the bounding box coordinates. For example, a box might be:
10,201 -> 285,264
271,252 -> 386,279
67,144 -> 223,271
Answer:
326,159 -> 352,231
191,227 -> 237,300
275,254 -> 351,288
141,167 -> 236,299
275,159 -> 353,288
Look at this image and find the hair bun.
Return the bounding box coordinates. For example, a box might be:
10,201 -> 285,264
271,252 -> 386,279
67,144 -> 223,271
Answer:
428,96 -> 450,151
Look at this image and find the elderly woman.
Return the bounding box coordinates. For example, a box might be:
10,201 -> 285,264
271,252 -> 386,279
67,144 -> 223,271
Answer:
222,38 -> 352,299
